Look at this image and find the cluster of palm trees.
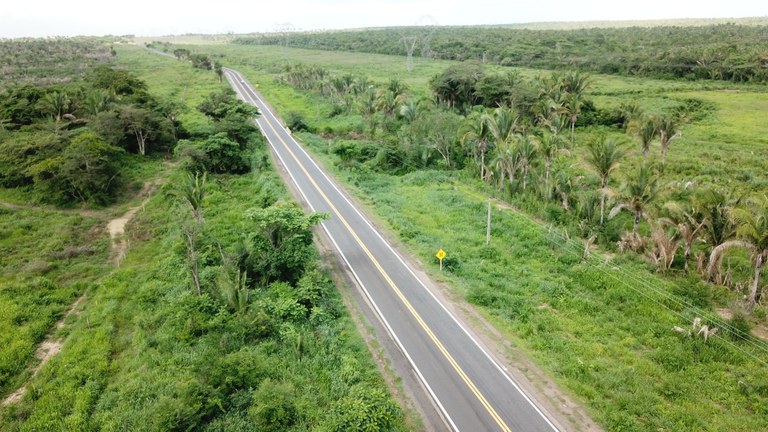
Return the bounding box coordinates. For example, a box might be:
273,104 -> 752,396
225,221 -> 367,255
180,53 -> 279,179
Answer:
276,64 -> 408,120
274,63 -> 766,307
466,105 -> 765,307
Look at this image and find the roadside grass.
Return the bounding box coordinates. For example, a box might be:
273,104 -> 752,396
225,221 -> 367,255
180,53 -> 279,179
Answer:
296,134 -> 768,431
0,204 -> 110,398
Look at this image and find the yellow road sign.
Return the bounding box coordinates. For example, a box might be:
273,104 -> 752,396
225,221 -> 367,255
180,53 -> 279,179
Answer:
436,249 -> 446,260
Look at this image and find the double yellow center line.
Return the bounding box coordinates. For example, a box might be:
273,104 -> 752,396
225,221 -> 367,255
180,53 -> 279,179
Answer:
235,73 -> 512,432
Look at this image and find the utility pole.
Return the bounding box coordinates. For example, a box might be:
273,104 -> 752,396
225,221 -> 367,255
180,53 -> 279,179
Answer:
486,198 -> 491,245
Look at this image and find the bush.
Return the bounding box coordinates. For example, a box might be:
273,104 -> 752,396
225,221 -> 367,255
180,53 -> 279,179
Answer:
285,110 -> 311,132
248,379 -> 297,431
729,313 -> 753,340
327,386 -> 400,432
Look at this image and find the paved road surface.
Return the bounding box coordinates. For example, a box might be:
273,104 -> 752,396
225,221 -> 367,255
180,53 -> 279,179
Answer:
224,67 -> 562,432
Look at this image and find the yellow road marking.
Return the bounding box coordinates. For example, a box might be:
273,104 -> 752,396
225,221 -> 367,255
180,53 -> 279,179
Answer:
234,74 -> 512,432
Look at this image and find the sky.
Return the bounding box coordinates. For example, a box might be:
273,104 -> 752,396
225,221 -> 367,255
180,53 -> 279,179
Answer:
2,0 -> 766,38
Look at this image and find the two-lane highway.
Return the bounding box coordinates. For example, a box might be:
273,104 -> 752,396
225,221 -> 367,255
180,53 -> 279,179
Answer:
224,67 -> 562,432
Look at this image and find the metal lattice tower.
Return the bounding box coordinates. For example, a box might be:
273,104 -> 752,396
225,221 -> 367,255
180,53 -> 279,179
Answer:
273,22 -> 295,58
401,36 -> 418,72
415,15 -> 439,59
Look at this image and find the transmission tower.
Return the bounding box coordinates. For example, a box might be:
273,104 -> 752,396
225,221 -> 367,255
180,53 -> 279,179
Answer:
415,15 -> 439,60
401,36 -> 418,72
273,22 -> 295,58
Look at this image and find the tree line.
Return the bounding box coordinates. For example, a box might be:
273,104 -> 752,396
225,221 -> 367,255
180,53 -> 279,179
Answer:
234,23 -> 768,83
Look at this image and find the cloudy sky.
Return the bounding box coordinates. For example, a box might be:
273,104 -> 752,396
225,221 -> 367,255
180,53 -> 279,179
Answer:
2,0 -> 765,38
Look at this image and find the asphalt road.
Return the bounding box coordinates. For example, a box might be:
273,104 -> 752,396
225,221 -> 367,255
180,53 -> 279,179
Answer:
224,67 -> 562,432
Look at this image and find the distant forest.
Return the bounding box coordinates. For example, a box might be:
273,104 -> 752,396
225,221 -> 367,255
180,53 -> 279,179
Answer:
234,24 -> 768,82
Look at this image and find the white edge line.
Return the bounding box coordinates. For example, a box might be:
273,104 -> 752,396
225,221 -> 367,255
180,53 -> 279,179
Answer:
224,70 -> 460,432
227,69 -> 559,432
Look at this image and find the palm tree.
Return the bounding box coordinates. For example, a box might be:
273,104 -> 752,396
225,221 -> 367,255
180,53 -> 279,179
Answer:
538,131 -> 567,184
181,171 -> 207,224
460,110 -> 492,181
700,188 -> 741,248
585,137 -> 626,226
618,102 -> 644,131
662,198 -> 706,271
483,106 -> 518,147
654,113 -> 683,166
609,165 -> 659,235
561,71 -> 591,148
41,91 -> 71,122
564,94 -> 582,148
359,86 -> 378,134
386,78 -> 408,99
399,98 -> 420,123
554,168 -> 581,210
492,140 -> 519,191
634,116 -> 658,165
708,195 -> 768,306
515,134 -> 538,193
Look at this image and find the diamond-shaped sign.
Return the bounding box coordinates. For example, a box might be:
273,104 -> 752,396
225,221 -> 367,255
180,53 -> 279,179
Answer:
436,249 -> 446,260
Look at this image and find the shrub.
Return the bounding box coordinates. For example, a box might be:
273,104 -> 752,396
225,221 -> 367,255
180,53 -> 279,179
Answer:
248,379 -> 297,431
327,386 -> 400,432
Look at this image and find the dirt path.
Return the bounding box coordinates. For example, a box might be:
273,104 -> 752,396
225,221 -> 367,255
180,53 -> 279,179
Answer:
2,176 -> 165,407
2,295 -> 87,406
107,179 -> 161,265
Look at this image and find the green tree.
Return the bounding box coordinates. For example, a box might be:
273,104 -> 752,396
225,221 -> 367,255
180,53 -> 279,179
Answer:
461,109 -> 492,181
585,137 -> 626,226
426,110 -> 462,168
118,105 -> 168,155
634,116 -> 658,165
709,195 -> 768,305
39,91 -> 71,122
561,71 -> 591,147
199,132 -> 250,174
429,62 -> 485,110
29,132 -> 123,204
610,165 -> 659,235
213,62 -> 223,83
245,203 -> 328,286
516,134 -> 538,192
654,113 -> 683,166
88,65 -> 147,97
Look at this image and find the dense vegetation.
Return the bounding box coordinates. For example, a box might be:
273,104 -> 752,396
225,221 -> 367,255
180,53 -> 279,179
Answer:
0,64 -> 182,205
234,23 -> 768,82
170,39 -> 768,431
1,41 -> 408,431
0,38 -> 117,88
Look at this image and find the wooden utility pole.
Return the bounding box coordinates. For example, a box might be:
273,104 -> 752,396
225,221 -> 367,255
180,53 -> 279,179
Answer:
486,199 -> 491,245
